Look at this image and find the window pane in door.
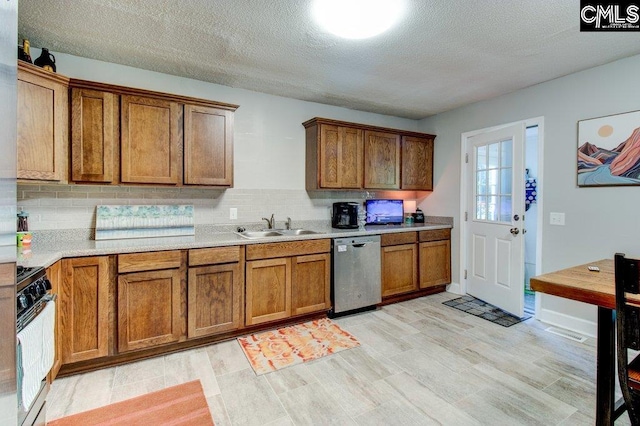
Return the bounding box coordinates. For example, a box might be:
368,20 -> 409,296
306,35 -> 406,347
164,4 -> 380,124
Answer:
488,143 -> 499,168
477,171 -> 487,195
477,146 -> 487,170
500,168 -> 512,194
488,169 -> 498,195
501,139 -> 512,167
487,196 -> 498,221
500,196 -> 512,222
476,196 -> 487,220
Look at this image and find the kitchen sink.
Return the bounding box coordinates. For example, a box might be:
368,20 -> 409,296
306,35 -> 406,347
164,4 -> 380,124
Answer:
235,229 -> 323,239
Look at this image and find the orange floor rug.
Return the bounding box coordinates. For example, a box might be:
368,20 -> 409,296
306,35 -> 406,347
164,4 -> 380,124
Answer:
48,380 -> 213,426
238,317 -> 360,375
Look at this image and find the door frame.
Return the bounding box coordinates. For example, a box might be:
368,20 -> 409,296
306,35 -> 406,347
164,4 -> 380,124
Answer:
458,117 -> 545,316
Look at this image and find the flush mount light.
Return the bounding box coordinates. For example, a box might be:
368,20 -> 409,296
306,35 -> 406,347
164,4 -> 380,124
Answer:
313,0 -> 405,39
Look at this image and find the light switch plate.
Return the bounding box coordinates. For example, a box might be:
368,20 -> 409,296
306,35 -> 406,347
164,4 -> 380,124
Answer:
549,212 -> 565,226
229,208 -> 238,220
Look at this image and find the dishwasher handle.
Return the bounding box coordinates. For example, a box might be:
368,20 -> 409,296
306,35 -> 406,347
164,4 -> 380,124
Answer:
353,243 -> 367,248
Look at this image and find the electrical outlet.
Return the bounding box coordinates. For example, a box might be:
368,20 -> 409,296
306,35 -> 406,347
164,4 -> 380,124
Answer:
229,208 -> 238,220
549,212 -> 565,226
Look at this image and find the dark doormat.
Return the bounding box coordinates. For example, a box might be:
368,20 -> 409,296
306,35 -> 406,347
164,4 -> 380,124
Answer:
443,295 -> 531,327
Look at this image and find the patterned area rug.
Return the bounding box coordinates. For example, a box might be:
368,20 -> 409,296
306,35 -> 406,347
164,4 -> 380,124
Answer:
443,295 -> 531,327
48,380 -> 213,426
238,318 -> 360,375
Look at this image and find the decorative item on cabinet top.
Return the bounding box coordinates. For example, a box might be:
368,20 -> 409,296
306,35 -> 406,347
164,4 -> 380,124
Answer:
95,205 -> 194,240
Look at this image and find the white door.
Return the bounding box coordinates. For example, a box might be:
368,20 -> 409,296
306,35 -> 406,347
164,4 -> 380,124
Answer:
466,123 -> 525,317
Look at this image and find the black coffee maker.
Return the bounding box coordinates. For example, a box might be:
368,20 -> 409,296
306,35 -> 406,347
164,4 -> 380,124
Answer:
332,202 -> 359,229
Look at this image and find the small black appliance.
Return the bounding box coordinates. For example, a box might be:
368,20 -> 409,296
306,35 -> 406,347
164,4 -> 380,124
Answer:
412,208 -> 425,223
332,202 -> 359,229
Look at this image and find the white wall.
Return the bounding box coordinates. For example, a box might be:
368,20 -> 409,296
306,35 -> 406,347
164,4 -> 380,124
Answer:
418,53 -> 640,335
20,51 -> 422,230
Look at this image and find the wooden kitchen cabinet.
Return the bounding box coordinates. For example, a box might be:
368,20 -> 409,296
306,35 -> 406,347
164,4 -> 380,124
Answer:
304,117 -> 435,191
364,130 -> 401,189
120,95 -> 182,185
46,261 -> 62,382
291,253 -> 331,316
187,247 -> 244,338
117,251 -> 183,352
245,239 -> 331,326
419,229 -> 451,288
381,232 -> 418,298
17,62 -> 68,182
304,119 -> 363,190
401,135 -> 434,190
184,105 -> 234,186
60,256 -> 111,364
70,88 -> 119,183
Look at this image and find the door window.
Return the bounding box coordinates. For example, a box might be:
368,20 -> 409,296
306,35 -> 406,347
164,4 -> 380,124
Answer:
475,139 -> 513,222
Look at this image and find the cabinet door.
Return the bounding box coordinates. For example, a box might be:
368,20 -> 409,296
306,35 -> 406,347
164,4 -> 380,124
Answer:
364,130 -> 400,189
46,261 -> 62,382
71,88 -> 118,183
118,269 -> 182,352
319,124 -> 363,189
401,136 -> 434,190
121,95 -> 182,185
419,240 -> 451,288
291,253 -> 331,316
17,65 -> 68,182
188,263 -> 242,338
245,258 -> 291,326
60,256 -> 111,364
381,244 -> 418,297
184,105 -> 233,186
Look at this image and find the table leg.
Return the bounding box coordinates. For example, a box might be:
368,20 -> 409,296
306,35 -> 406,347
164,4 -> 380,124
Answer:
596,306 -> 616,426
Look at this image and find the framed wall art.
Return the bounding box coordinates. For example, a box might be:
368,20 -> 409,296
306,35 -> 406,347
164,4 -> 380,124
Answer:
578,110 -> 640,187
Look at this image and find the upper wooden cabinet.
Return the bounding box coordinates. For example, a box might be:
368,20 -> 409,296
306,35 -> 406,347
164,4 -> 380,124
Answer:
69,79 -> 238,187
305,121 -> 363,189
364,130 -> 401,189
184,105 -> 234,186
402,135 -> 434,190
121,95 -> 182,185
17,62 -> 69,182
303,117 -> 435,191
71,88 -> 119,183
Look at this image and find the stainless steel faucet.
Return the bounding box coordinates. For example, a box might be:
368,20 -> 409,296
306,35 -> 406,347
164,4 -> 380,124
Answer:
286,217 -> 292,230
262,214 -> 275,229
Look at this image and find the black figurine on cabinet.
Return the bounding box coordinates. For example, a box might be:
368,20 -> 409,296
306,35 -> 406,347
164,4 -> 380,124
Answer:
34,48 -> 56,72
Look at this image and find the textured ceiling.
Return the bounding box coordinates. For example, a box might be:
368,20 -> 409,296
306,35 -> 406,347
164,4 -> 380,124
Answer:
18,0 -> 640,119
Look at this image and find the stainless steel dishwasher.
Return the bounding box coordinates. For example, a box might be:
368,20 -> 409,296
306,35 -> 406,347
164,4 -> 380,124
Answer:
331,235 -> 381,317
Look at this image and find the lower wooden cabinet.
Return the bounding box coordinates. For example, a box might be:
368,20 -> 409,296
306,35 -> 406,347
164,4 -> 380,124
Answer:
381,244 -> 418,297
291,253 -> 331,316
246,258 -> 292,326
245,239 -> 331,326
187,247 -> 244,338
381,233 -> 418,298
117,251 -> 183,353
419,229 -> 452,289
60,256 -> 111,364
419,240 -> 451,288
46,261 -> 62,382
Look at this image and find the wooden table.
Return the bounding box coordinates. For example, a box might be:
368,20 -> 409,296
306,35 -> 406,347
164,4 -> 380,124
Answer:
531,259 -> 624,426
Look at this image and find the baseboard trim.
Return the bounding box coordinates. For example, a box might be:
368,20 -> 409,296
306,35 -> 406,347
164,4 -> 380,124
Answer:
536,307 -> 597,338
446,281 -> 462,295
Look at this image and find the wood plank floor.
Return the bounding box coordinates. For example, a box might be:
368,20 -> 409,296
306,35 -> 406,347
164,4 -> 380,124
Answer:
48,292 -> 631,425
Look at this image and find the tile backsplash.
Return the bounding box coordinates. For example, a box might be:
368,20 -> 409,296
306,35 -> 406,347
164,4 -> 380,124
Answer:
17,184 -> 389,231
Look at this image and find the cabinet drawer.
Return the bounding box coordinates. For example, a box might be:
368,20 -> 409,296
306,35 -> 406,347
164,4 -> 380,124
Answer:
189,246 -> 241,266
118,250 -> 182,273
246,239 -> 331,260
419,228 -> 451,242
381,232 -> 417,247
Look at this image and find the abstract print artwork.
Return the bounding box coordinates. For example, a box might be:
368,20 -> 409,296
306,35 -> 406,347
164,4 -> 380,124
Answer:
578,110 -> 640,186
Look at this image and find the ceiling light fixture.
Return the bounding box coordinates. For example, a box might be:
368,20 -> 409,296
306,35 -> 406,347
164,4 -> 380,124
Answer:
313,0 -> 405,40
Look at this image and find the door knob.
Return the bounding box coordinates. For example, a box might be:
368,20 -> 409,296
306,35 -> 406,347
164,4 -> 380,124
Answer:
510,227 -> 520,235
